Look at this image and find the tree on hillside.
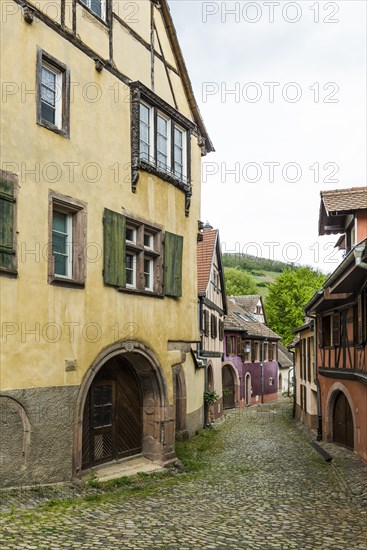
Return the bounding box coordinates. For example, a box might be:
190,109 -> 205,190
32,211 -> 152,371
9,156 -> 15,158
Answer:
265,268 -> 325,345
224,267 -> 258,296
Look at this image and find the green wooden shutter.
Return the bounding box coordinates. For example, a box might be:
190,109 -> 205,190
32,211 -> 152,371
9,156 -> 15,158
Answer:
103,208 -> 126,287
164,232 -> 183,297
0,176 -> 16,271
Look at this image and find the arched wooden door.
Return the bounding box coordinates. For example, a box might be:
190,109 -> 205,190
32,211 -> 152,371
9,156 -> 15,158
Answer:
82,357 -> 143,470
333,392 -> 354,449
222,366 -> 235,409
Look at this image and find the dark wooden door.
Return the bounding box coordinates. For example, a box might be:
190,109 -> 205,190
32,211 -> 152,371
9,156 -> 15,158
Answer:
333,392 -> 354,449
82,359 -> 143,470
222,366 -> 235,409
91,380 -> 115,465
116,365 -> 143,459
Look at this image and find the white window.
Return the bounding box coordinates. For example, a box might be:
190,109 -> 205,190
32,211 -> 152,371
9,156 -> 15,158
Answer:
41,63 -> 62,129
139,103 -> 152,163
49,194 -> 87,285
126,226 -> 137,244
136,96 -> 189,183
144,258 -> 153,291
124,219 -> 162,294
126,253 -> 136,288
37,48 -> 70,137
156,113 -> 171,170
81,0 -> 106,20
52,210 -> 72,278
173,126 -> 187,179
144,232 -> 154,249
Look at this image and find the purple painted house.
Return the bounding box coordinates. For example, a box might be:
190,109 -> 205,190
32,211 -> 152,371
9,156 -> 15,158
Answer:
222,297 -> 280,408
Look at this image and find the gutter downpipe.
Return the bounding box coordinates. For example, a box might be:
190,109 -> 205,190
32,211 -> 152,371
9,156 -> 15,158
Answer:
198,296 -> 210,428
260,339 -> 265,404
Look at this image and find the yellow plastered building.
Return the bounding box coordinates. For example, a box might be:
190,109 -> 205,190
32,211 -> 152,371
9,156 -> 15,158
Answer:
0,0 -> 213,486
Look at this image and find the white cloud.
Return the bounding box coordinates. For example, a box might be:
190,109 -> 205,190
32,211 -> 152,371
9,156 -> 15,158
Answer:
168,0 -> 367,269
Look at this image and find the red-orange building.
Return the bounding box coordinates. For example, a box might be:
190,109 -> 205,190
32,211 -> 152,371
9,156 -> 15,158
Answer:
306,187 -> 367,463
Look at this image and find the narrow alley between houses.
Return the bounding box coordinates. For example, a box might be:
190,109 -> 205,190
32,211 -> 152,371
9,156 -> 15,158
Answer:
1,400 -> 366,549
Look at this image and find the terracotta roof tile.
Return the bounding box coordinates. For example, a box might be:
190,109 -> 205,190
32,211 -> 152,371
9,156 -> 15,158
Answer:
321,187 -> 367,213
197,229 -> 218,295
319,187 -> 367,235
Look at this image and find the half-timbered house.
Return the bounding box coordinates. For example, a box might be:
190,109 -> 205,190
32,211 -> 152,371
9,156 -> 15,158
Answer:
305,187 -> 367,462
223,299 -> 280,407
197,224 -> 227,422
0,0 -> 213,486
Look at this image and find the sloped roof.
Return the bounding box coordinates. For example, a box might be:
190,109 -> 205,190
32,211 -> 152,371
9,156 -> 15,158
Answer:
224,300 -> 280,340
229,294 -> 267,323
230,295 -> 260,311
278,343 -> 293,368
197,229 -> 227,311
197,229 -> 218,295
319,187 -> 367,235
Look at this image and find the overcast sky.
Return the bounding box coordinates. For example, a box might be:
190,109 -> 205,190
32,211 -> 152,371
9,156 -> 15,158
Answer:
168,0 -> 366,272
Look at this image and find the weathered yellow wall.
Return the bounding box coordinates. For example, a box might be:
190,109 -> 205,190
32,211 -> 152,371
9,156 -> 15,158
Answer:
0,1 -> 204,412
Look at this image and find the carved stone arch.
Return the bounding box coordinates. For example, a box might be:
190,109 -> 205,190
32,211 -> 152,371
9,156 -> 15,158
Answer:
0,396 -> 31,467
73,341 -> 171,478
324,383 -> 356,449
172,364 -> 187,436
221,361 -> 240,409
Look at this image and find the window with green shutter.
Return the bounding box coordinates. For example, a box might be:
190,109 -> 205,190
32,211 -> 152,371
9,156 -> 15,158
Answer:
103,211 -> 163,294
0,170 -> 18,274
164,232 -> 183,297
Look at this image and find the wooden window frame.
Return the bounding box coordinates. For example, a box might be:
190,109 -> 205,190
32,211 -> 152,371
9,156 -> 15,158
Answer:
138,100 -> 188,184
48,192 -> 87,287
37,48 -> 70,138
322,315 -> 332,348
0,170 -> 18,276
219,319 -> 224,341
131,82 -> 195,217
210,314 -> 218,340
78,0 -> 108,23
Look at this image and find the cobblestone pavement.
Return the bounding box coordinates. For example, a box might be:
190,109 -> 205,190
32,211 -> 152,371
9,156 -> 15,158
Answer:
1,401 -> 367,549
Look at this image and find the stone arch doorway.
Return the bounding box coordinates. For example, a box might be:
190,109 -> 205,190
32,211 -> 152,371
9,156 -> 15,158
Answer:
332,391 -> 354,449
244,373 -> 252,405
74,342 -> 171,477
222,365 -> 235,409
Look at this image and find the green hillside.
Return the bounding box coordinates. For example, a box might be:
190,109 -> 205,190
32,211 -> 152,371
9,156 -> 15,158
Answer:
222,254 -> 300,299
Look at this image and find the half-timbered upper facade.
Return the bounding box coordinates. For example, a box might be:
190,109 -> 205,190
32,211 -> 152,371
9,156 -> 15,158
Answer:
197,224 -> 227,421
0,0 -> 212,486
306,186 -> 367,463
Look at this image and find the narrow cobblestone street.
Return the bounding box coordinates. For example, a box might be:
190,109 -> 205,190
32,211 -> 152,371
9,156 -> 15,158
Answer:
1,401 -> 367,549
